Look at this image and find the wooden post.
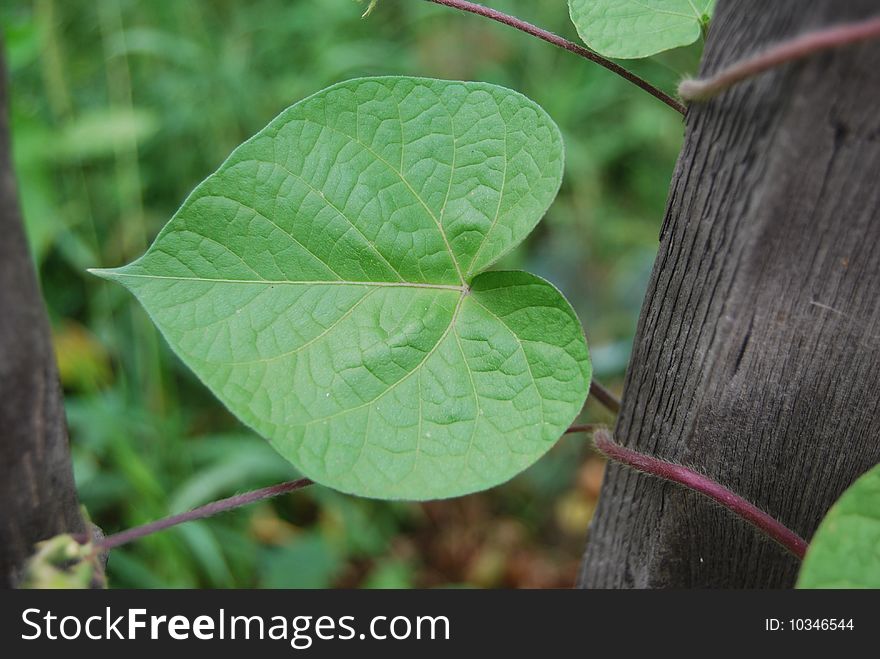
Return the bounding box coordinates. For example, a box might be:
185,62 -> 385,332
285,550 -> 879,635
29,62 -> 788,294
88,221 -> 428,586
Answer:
0,39 -> 85,588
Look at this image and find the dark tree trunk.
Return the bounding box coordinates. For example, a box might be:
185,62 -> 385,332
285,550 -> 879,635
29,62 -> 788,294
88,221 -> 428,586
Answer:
0,40 -> 84,588
579,0 -> 880,588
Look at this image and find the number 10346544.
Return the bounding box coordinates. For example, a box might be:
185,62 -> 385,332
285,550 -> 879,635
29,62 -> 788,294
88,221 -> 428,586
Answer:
765,619 -> 854,631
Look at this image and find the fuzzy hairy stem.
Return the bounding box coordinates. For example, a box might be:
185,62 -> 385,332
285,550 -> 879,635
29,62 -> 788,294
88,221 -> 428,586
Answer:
423,0 -> 686,114
679,15 -> 880,101
593,429 -> 808,560
90,418 -> 601,551
589,380 -> 621,415
566,423 -> 598,434
98,477 -> 313,551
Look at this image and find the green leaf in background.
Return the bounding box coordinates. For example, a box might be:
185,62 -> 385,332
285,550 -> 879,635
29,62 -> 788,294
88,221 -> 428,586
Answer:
56,108 -> 159,162
92,77 -> 591,500
568,0 -> 715,59
261,533 -> 343,588
797,463 -> 880,588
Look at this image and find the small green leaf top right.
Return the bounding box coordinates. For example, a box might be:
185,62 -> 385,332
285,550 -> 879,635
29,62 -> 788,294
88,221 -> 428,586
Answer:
568,0 -> 715,59
797,462 -> 880,588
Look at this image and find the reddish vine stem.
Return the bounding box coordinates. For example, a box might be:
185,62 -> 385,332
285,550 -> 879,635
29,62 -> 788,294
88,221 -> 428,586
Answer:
91,431 -> 808,559
88,420 -> 600,551
565,423 -> 597,434
423,0 -> 686,115
593,429 -> 808,560
679,15 -> 880,101
589,380 -> 621,415
97,477 -> 313,551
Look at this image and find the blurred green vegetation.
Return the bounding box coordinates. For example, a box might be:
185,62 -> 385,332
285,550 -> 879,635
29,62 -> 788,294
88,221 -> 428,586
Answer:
2,0 -> 696,588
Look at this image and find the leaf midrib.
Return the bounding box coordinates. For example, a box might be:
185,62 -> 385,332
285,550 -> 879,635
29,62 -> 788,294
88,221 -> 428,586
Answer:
90,270 -> 467,292
300,117 -> 466,286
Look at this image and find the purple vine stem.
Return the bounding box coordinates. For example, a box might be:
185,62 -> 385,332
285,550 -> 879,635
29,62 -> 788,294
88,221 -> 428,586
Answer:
589,380 -> 621,415
679,15 -> 880,101
89,372 -> 621,551
566,423 -> 597,435
89,420 -> 602,551
424,0 -> 686,115
97,477 -> 313,551
593,428 -> 808,560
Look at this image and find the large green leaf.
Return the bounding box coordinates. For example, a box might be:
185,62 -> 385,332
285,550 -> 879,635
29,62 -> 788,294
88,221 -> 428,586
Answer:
797,463 -> 880,588
92,77 -> 591,500
568,0 -> 715,59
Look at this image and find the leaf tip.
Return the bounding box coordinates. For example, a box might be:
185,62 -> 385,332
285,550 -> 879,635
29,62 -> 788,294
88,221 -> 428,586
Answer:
87,267 -> 124,282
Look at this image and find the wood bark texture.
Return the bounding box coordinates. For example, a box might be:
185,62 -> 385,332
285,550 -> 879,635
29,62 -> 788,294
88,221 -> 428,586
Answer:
579,0 -> 880,588
0,41 -> 84,588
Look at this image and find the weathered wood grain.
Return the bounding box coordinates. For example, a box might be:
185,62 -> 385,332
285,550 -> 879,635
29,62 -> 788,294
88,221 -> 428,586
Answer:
0,41 -> 84,588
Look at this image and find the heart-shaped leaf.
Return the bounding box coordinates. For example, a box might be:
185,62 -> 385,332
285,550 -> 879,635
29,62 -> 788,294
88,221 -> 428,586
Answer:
568,0 -> 715,59
797,463 -> 880,588
92,77 -> 591,499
